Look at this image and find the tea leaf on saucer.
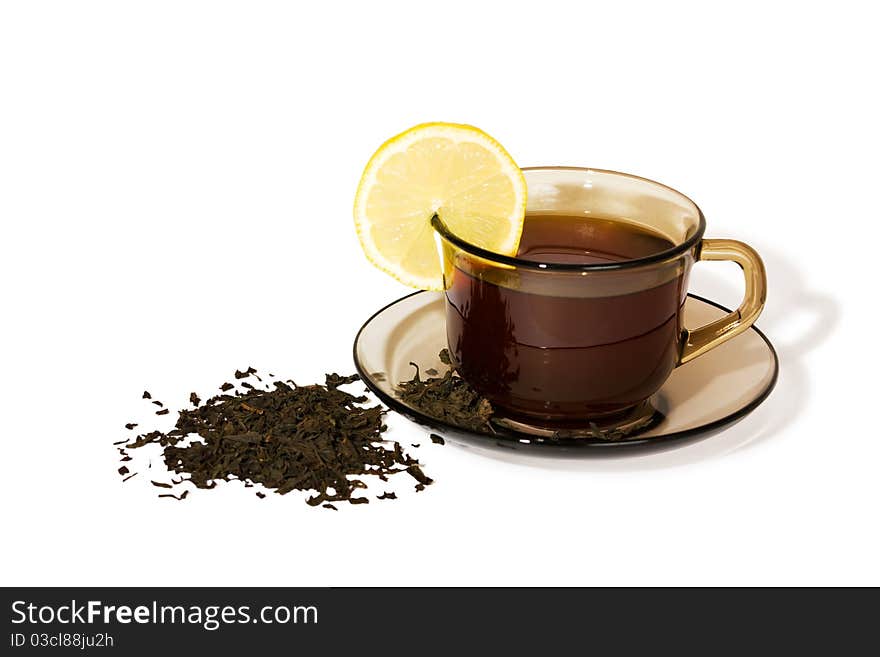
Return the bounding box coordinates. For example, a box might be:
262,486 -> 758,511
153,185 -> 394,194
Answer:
396,352 -> 493,432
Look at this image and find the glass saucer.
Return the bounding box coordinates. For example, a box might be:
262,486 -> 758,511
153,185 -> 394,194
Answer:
353,292 -> 778,454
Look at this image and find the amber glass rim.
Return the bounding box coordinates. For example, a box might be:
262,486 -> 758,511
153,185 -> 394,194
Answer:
432,166 -> 707,272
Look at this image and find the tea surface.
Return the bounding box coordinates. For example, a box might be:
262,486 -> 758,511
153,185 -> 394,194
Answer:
516,214 -> 673,264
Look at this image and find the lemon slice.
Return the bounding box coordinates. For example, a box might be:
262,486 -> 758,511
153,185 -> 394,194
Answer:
354,123 -> 527,290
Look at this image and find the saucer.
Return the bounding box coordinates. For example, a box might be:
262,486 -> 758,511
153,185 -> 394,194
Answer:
353,291 -> 778,454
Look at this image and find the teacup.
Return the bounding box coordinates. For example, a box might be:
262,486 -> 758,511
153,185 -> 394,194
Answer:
433,167 -> 766,432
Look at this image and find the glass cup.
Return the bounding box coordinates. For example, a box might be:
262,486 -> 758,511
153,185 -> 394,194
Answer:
433,167 -> 766,434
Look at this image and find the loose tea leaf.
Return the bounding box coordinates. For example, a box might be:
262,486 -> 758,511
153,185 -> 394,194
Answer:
158,490 -> 188,501
235,367 -> 257,379
377,492 -> 397,500
396,352 -> 493,432
407,465 -> 433,486
155,408 -> 170,416
142,391 -> 152,399
119,368 -> 430,507
430,433 -> 445,445
124,424 -> 138,431
325,373 -> 359,388
189,392 -> 201,406
151,480 -> 173,489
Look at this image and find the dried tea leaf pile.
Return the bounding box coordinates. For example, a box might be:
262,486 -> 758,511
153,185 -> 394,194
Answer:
396,349 -> 493,432
118,370 -> 432,507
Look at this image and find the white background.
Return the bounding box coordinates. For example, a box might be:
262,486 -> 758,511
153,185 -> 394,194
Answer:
1,1 -> 876,586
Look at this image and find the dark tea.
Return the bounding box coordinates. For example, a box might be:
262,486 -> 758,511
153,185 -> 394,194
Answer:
444,214 -> 687,422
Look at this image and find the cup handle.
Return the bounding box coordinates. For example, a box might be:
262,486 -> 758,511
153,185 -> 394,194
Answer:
679,239 -> 767,365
